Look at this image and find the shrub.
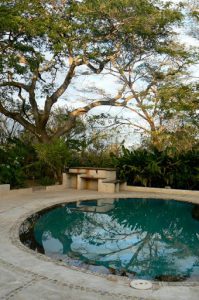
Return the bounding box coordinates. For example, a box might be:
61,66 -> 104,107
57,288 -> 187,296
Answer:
116,147 -> 199,190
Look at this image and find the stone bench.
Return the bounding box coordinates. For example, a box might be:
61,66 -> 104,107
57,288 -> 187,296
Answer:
98,179 -> 126,193
62,168 -> 126,193
77,175 -> 106,191
63,167 -> 116,189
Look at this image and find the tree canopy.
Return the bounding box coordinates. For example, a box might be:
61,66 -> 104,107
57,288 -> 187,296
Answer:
0,0 -> 183,143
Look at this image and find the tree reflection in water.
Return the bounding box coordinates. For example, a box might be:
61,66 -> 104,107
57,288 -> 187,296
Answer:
22,199 -> 199,279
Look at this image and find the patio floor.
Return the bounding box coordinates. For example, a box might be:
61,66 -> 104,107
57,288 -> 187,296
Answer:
0,188 -> 199,300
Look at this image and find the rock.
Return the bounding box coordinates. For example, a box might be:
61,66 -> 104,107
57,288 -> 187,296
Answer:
108,266 -> 137,278
192,205 -> 199,221
108,267 -> 129,277
126,271 -> 137,279
109,267 -> 116,275
120,269 -> 127,277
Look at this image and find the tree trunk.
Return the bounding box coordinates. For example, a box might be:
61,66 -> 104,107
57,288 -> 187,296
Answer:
55,168 -> 63,185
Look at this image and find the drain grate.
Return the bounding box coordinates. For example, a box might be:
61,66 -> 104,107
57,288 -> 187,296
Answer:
130,280 -> 152,290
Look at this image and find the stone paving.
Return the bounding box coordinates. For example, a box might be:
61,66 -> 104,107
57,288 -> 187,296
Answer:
0,188 -> 199,300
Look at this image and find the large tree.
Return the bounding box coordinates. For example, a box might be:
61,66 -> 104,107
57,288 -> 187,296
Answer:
0,0 -> 182,143
109,57 -> 199,150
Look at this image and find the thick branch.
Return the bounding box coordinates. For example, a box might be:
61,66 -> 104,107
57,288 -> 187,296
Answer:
42,61 -> 79,126
0,81 -> 29,92
70,86 -> 128,117
51,87 -> 127,138
51,116 -> 77,139
0,100 -> 38,137
86,60 -> 108,74
17,87 -> 30,121
48,61 -> 78,103
1,77 -> 41,129
28,73 -> 39,125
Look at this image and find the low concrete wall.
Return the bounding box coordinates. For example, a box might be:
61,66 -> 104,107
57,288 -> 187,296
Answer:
0,184 -> 64,197
0,174 -> 68,197
46,185 -> 66,192
121,184 -> 199,196
0,184 -> 10,192
1,174 -> 198,198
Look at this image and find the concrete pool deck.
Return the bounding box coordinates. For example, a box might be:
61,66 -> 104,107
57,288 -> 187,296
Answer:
0,188 -> 199,300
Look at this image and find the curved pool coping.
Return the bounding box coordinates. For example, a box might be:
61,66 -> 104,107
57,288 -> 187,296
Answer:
17,197 -> 199,283
1,188 -> 199,299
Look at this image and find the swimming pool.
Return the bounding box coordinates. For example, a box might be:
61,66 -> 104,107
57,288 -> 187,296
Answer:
19,198 -> 199,280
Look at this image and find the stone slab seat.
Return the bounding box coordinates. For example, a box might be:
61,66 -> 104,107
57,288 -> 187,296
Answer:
98,179 -> 126,193
79,175 -> 106,180
102,179 -> 125,184
77,174 -> 107,190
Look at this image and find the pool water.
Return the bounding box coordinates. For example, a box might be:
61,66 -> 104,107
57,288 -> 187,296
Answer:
22,198 -> 199,279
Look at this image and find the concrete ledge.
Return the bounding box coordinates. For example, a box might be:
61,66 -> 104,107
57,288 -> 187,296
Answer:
1,177 -> 198,199
46,185 -> 66,191
5,188 -> 33,196
0,184 -> 10,191
1,185 -> 65,197
32,186 -> 46,192
121,185 -> 199,196
67,167 -> 116,171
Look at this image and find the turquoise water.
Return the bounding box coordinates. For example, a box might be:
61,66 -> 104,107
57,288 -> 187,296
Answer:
34,198 -> 199,279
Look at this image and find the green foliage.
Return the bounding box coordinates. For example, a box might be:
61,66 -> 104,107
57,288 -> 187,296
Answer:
0,138 -> 32,187
34,139 -> 71,183
39,176 -> 56,186
116,146 -> 199,190
69,148 -> 115,169
34,139 -> 70,169
158,83 -> 199,123
0,132 -> 198,190
0,136 -> 70,187
0,0 -> 185,144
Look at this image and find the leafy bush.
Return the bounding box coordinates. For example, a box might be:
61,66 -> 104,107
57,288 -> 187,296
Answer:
69,149 -> 115,168
39,176 -> 56,186
34,139 -> 71,183
0,139 -> 31,187
1,135 -> 198,191
116,147 -> 199,190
